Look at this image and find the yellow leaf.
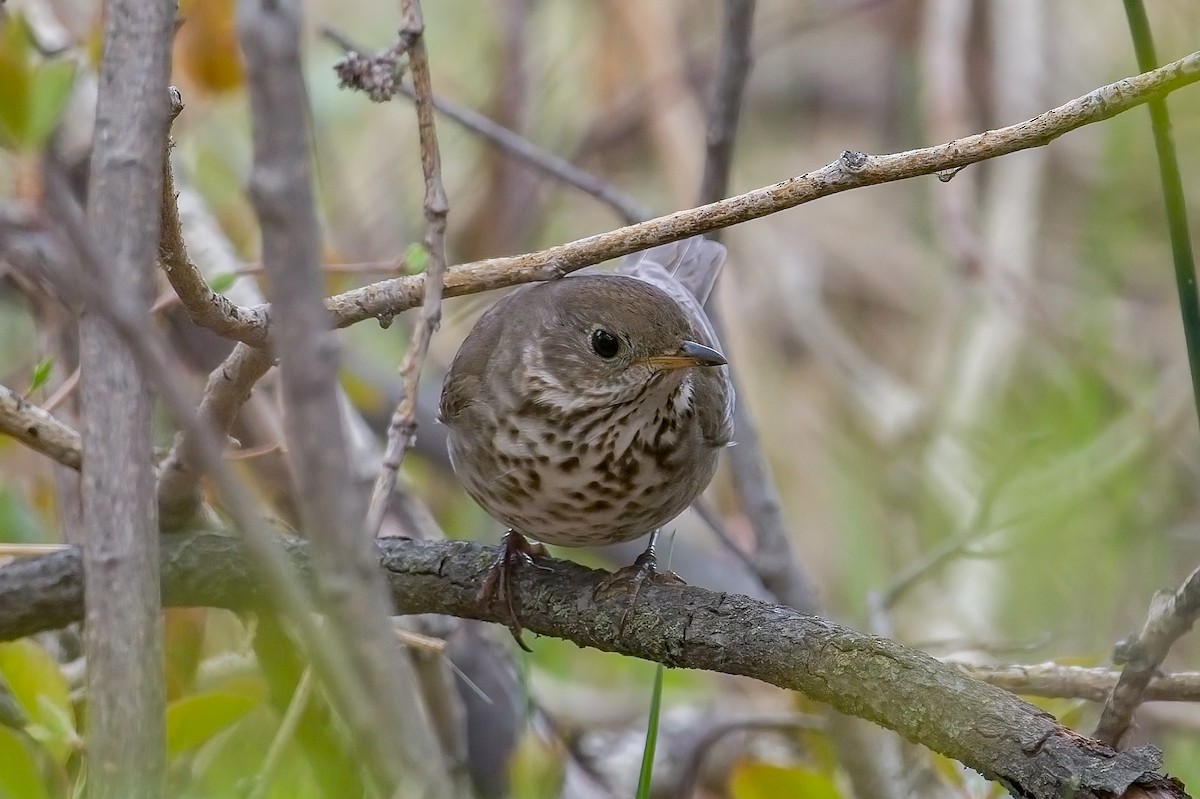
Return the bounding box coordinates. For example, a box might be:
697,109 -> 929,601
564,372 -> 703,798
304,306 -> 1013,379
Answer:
729,762 -> 842,799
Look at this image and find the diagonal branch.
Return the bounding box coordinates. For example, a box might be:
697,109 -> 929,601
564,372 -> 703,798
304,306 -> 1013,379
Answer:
0,533 -> 1185,799
323,49 -> 1200,329
0,383 -> 82,471
149,50 -> 1200,352
1095,565 -> 1200,746
324,26 -> 652,225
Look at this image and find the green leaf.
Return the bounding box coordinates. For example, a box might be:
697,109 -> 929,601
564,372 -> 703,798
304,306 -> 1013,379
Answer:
0,640 -> 75,764
26,356 -> 54,396
403,242 -> 429,274
191,705 -> 319,799
208,271 -> 238,294
0,726 -> 49,799
166,692 -> 259,756
26,59 -> 76,148
729,763 -> 842,799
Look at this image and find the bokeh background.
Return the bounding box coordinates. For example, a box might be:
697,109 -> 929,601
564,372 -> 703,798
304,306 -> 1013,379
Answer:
2,0 -> 1200,796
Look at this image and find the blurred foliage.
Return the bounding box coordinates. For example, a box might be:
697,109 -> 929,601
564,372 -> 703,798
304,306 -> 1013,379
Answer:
2,0 -> 1200,795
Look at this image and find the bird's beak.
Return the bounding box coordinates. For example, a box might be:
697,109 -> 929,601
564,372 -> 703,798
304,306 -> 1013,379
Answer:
643,340 -> 728,371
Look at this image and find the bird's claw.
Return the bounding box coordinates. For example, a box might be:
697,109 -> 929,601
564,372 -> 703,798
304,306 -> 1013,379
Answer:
477,531 -> 549,651
593,539 -> 685,636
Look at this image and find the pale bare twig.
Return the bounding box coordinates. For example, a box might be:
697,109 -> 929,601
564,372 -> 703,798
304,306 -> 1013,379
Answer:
323,26 -> 652,225
140,52 -> 1200,358
1095,565 -> 1200,746
363,1 -> 451,540
158,95 -> 270,348
0,383 -> 82,471
156,343 -> 272,531
961,662 -> 1200,704
322,49 -> 1200,329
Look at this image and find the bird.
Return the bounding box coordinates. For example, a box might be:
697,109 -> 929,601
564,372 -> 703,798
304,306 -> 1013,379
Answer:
439,236 -> 735,646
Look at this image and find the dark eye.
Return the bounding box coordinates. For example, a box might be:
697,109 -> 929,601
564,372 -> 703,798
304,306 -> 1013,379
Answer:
590,329 -> 620,359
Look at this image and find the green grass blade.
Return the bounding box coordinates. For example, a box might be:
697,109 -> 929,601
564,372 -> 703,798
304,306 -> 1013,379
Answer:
635,662 -> 665,799
1122,0 -> 1200,426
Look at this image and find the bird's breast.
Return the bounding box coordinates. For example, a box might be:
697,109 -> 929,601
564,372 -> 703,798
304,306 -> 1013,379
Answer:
447,391 -> 720,548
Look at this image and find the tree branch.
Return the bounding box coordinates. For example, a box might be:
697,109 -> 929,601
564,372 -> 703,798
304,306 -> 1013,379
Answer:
321,49 -> 1200,328
78,0 -> 176,793
0,383 -> 81,471
324,26 -> 653,225
1095,565 -> 1200,746
236,0 -> 451,794
363,3 -> 451,539
0,534 -> 1185,799
151,50 -> 1200,350
962,663 -> 1200,704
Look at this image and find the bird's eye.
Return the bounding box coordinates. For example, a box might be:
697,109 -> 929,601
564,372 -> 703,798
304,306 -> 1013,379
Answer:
590,329 -> 620,359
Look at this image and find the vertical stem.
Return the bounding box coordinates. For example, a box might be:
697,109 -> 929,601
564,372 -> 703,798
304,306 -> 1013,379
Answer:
80,0 -> 176,796
1121,0 -> 1200,429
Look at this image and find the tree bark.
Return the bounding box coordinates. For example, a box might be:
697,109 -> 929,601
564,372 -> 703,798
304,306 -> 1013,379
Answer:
78,0 -> 177,795
0,534 -> 1185,799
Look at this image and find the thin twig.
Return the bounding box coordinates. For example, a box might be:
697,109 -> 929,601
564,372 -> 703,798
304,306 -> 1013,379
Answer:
323,26 -> 652,225
695,0 -> 820,616
135,51 -> 1200,354
158,90 -> 269,348
0,383 -> 82,471
697,0 -> 756,213
322,49 -> 1200,330
363,3 -> 450,540
156,343 -> 272,531
1094,565 -> 1200,746
962,662 -> 1200,704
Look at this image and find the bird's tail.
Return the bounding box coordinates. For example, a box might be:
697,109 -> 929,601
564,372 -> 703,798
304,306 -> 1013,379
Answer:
617,236 -> 726,306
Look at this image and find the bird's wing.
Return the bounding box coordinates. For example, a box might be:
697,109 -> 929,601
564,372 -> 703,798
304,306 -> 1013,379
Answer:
616,236 -> 726,306
617,237 -> 726,350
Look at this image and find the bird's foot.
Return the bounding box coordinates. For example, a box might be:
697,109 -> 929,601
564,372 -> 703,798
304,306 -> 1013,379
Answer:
477,530 -> 549,651
593,533 -> 684,636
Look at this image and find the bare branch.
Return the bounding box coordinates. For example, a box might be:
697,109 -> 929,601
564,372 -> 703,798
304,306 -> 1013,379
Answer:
0,534 -> 1186,799
157,93 -> 270,348
155,343 -> 272,531
323,26 -> 652,225
962,663 -> 1200,704
323,49 -> 1200,328
78,0 -> 176,792
697,0 -> 756,212
236,0 -> 451,793
364,3 -> 450,539
1095,565 -> 1200,746
0,383 -> 82,470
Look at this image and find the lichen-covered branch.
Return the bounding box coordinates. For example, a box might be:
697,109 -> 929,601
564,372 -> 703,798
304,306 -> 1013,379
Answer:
0,534 -> 1186,799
